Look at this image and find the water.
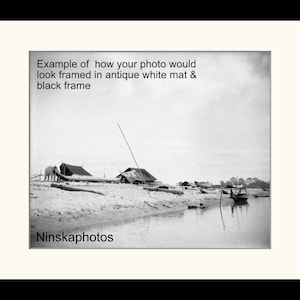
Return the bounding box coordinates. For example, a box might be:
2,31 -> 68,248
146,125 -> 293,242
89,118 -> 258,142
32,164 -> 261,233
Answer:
33,197 -> 270,249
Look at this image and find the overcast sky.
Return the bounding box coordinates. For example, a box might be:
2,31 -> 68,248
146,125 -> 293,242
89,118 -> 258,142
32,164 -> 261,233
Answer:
30,52 -> 270,184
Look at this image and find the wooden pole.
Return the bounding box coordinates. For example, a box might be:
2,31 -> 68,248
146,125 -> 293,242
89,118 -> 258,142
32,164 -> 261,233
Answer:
219,182 -> 225,230
117,123 -> 146,184
219,185 -> 222,207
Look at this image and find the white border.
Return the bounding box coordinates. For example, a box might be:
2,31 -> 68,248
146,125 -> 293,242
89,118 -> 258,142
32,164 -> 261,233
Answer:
0,21 -> 299,279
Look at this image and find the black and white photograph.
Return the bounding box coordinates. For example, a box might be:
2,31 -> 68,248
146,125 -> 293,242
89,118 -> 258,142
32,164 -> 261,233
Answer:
29,51 -> 271,249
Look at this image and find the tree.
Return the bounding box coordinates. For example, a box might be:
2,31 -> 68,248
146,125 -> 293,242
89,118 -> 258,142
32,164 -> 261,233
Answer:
238,178 -> 246,186
225,181 -> 233,188
230,177 -> 237,185
246,178 -> 253,185
247,179 -> 270,189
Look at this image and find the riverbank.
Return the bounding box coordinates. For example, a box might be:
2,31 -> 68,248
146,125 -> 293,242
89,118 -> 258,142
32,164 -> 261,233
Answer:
30,181 -> 265,240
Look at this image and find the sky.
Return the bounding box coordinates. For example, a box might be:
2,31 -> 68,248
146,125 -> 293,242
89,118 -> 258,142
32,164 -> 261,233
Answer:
30,52 -> 270,184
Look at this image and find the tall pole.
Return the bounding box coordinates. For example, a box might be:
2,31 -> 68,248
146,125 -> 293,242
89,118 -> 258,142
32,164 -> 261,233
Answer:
219,182 -> 225,230
117,123 -> 146,184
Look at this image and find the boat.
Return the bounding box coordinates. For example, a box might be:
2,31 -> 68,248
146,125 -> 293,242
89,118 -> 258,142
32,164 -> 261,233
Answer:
199,188 -> 217,194
228,176 -> 249,203
55,172 -> 120,183
230,187 -> 249,203
143,186 -> 184,195
253,194 -> 270,198
188,203 -> 205,209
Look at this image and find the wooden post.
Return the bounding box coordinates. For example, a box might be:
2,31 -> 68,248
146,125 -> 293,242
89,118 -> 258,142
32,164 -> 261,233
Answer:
219,182 -> 225,229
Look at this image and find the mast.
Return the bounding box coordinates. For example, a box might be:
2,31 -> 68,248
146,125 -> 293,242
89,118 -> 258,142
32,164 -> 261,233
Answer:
117,123 -> 146,184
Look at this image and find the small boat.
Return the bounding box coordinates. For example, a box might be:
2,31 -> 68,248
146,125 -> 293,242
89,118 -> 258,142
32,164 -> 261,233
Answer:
188,203 -> 205,209
55,172 -> 120,183
188,205 -> 198,209
229,176 -> 249,203
199,188 -> 217,194
253,193 -> 270,198
230,187 -> 249,203
143,186 -> 184,195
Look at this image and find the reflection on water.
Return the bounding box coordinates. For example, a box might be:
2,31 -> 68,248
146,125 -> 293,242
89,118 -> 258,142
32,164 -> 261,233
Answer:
34,197 -> 270,249
231,201 -> 250,215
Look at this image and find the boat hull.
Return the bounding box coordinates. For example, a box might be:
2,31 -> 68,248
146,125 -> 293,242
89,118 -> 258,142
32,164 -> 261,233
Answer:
230,188 -> 248,203
232,196 -> 248,203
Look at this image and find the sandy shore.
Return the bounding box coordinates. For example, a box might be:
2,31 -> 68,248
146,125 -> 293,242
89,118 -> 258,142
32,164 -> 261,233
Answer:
30,181 -> 265,239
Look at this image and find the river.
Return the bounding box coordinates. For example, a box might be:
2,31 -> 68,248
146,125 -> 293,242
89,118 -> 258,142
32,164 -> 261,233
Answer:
33,197 -> 270,249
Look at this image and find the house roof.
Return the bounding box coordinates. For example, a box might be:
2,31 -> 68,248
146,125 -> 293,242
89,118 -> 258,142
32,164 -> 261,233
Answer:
60,163 -> 92,176
116,167 -> 156,182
